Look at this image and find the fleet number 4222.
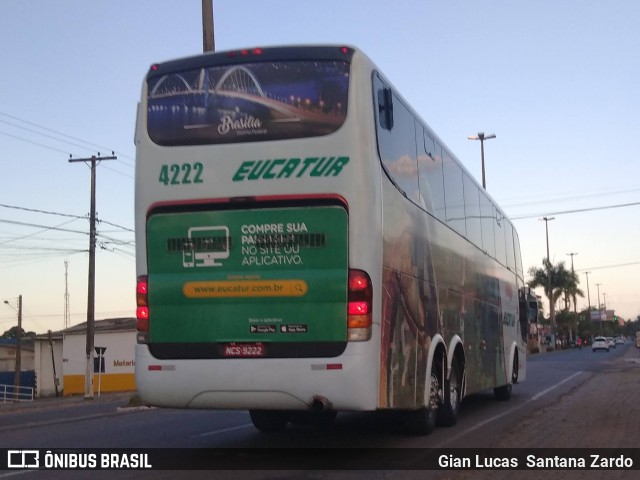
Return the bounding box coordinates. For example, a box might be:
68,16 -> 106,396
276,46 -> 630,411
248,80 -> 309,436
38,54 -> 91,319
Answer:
158,162 -> 204,185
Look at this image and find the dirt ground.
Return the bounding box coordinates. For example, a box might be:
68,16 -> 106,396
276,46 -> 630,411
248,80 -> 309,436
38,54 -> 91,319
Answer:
437,344 -> 640,480
496,348 -> 640,449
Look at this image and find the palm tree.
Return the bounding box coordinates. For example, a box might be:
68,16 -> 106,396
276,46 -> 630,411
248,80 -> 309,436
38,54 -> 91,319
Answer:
562,270 -> 584,313
527,259 -> 578,343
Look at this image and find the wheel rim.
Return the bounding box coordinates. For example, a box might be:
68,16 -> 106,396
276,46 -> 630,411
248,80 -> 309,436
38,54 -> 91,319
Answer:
449,366 -> 460,411
429,372 -> 440,410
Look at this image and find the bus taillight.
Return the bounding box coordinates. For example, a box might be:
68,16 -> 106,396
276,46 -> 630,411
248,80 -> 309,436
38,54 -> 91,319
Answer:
136,276 -> 150,344
227,47 -> 264,58
347,269 -> 372,341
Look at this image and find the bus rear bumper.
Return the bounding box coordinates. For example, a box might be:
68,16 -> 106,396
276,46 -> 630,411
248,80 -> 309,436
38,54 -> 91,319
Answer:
135,344 -> 378,411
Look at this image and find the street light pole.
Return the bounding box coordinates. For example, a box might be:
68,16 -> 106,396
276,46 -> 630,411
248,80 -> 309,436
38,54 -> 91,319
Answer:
584,271 -> 591,314
468,132 -> 496,190
595,282 -> 602,334
202,0 -> 215,52
541,217 -> 555,263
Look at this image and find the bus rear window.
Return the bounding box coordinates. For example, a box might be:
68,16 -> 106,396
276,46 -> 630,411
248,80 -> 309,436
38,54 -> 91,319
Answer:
147,60 -> 350,145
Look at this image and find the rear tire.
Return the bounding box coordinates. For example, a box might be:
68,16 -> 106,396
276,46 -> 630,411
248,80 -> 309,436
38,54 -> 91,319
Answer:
494,352 -> 518,401
437,358 -> 462,427
494,383 -> 512,401
249,410 -> 289,432
402,406 -> 436,436
402,367 -> 439,435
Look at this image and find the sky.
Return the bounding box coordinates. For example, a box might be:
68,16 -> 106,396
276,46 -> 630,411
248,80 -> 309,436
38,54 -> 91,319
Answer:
1,0 -> 639,335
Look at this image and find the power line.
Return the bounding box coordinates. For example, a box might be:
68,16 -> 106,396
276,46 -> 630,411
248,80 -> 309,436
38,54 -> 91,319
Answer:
97,219 -> 134,233
0,130 -> 73,155
0,203 -> 134,232
576,261 -> 640,272
0,110 -> 135,165
0,126 -> 135,179
0,250 -> 86,269
0,208 -> 133,266
0,246 -> 86,253
0,119 -> 102,155
510,201 -> 640,220
0,203 -> 87,220
0,218 -> 89,236
500,186 -> 640,209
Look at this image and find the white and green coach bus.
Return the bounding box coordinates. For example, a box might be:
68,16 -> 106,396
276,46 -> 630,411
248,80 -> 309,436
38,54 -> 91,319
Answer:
134,45 -> 535,435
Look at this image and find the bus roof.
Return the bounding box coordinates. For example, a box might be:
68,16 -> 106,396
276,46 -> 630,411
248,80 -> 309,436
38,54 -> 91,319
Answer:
147,45 -> 356,81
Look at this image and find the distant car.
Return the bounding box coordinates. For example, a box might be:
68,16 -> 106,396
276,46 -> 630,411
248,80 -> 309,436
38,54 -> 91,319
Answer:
607,337 -> 616,349
615,337 -> 625,345
592,336 -> 609,352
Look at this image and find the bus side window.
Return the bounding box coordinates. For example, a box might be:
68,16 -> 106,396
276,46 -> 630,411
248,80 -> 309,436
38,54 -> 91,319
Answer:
505,221 -> 516,271
374,77 -> 419,202
442,149 -> 466,237
494,209 -> 507,266
463,173 -> 482,248
418,129 -> 445,221
513,228 -> 524,279
479,191 -> 496,258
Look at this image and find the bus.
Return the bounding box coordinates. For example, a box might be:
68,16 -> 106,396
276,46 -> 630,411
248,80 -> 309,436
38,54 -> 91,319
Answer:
134,45 -> 535,435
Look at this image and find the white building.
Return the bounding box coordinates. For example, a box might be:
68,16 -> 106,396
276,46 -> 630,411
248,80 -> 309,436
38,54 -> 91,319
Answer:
32,332 -> 63,397
34,318 -> 136,397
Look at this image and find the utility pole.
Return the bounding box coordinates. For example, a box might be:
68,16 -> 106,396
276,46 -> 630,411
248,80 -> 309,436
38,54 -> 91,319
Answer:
64,259 -> 70,330
48,330 -> 60,397
540,216 -> 555,346
69,152 -> 116,399
566,252 -> 578,312
3,296 -> 22,401
202,0 -> 215,52
15,295 -> 21,399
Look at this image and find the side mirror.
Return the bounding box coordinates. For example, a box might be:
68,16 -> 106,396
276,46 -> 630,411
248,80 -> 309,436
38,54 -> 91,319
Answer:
377,87 -> 394,130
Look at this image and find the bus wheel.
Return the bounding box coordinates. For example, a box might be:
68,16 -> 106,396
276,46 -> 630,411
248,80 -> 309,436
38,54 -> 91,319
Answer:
494,352 -> 518,401
249,410 -> 289,432
402,369 -> 439,435
437,359 -> 462,427
402,406 -> 436,436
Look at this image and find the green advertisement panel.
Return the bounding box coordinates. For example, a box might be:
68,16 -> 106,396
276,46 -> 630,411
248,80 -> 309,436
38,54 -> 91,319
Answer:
146,205 -> 348,357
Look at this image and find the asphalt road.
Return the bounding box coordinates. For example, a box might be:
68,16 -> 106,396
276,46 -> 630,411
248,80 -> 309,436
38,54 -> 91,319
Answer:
1,342 -> 638,479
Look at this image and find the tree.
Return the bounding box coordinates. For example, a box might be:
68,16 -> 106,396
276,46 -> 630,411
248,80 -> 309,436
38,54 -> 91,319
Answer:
1,326 -> 24,339
561,273 -> 584,313
528,259 -> 582,343
1,326 -> 35,340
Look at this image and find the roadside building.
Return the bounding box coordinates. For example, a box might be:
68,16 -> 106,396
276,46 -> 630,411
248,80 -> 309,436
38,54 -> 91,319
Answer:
34,318 -> 136,397
0,338 -> 36,400
33,331 -> 63,398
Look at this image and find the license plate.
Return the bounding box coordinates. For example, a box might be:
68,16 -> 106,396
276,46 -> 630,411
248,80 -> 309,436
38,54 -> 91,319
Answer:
222,342 -> 265,358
